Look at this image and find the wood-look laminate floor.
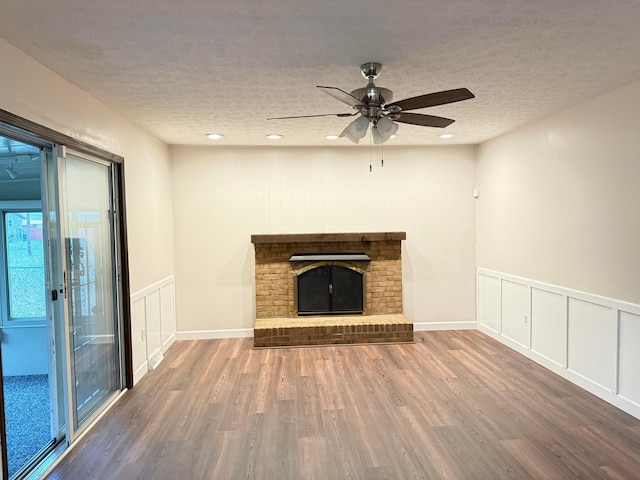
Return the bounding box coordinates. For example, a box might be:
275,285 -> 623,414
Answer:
46,331 -> 640,479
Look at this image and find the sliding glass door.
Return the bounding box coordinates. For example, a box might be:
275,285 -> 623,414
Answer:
59,152 -> 122,432
0,115 -> 130,479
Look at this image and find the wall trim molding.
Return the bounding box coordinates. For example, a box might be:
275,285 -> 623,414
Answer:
131,274 -> 175,301
176,328 -> 254,340
414,321 -> 476,331
478,323 -> 640,419
162,333 -> 176,353
477,267 -> 640,420
130,275 -> 176,385
133,362 -> 148,386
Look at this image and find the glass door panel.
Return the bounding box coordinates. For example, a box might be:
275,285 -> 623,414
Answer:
0,136 -> 58,479
62,153 -> 120,430
1,211 -> 54,478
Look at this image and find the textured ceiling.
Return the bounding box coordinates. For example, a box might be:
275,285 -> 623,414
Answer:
1,0 -> 640,146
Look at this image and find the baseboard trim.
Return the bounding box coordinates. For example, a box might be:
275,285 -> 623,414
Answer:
478,323 -> 640,420
176,328 -> 254,340
133,362 -> 148,386
476,267 -> 640,421
414,321 -> 477,331
161,333 -> 176,353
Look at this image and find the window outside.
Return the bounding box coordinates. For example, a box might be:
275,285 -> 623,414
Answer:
4,212 -> 46,319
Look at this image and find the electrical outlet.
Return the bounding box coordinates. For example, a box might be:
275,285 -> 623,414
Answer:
141,327 -> 146,341
523,314 -> 529,326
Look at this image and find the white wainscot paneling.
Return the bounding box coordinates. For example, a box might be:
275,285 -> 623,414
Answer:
531,287 -> 566,367
130,275 -> 176,385
478,273 -> 501,333
160,282 -> 176,348
476,268 -> 640,420
131,297 -> 148,384
501,279 -> 530,348
146,289 -> 162,366
619,309 -> 640,407
567,297 -> 616,392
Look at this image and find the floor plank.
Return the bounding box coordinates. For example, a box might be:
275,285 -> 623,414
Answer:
46,331 -> 640,479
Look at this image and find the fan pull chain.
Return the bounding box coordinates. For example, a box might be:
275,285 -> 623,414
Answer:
369,130 -> 373,172
381,141 -> 384,167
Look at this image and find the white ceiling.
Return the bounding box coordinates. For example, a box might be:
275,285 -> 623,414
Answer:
1,0 -> 640,147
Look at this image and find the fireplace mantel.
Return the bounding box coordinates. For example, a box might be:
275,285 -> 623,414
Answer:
251,232 -> 406,244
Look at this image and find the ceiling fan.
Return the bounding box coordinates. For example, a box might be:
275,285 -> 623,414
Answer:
268,62 -> 475,144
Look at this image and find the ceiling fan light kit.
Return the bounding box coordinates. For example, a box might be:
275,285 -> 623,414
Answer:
373,116 -> 399,144
268,62 -> 474,144
340,115 -> 369,143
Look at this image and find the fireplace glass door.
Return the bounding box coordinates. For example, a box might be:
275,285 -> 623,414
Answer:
297,265 -> 363,315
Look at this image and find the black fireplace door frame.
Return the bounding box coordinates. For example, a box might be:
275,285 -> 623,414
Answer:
296,263 -> 364,315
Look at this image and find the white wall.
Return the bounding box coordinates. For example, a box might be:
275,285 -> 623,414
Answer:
0,38 -> 175,294
0,38 -> 176,378
171,145 -> 477,335
477,80 -> 640,304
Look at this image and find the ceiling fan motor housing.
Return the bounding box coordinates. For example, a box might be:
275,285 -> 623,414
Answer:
353,62 -> 393,119
351,85 -> 393,107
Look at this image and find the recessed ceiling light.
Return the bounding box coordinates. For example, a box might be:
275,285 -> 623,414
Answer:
390,134 -> 398,139
266,134 -> 282,140
206,133 -> 223,140
439,133 -> 454,139
325,135 -> 339,140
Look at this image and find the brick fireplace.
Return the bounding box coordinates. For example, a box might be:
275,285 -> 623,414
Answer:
251,232 -> 413,347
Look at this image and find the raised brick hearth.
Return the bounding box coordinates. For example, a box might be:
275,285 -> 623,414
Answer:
254,314 -> 413,348
251,232 -> 413,347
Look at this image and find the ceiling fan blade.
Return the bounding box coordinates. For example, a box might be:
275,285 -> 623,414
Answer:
389,88 -> 474,111
317,86 -> 365,108
268,112 -> 356,120
395,112 -> 455,128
